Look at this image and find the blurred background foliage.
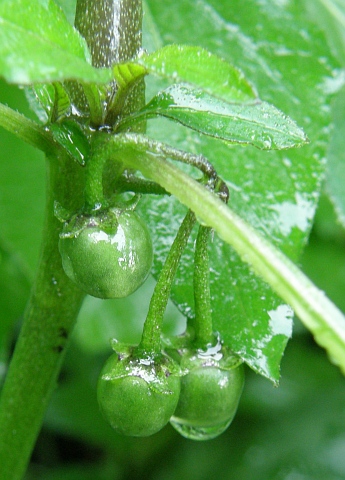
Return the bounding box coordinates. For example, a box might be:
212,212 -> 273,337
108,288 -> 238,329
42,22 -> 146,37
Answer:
1,0 -> 345,479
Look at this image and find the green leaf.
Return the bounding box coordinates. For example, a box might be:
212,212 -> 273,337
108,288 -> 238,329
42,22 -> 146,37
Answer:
25,84 -> 55,123
142,0 -> 337,381
0,0 -> 111,84
108,62 -> 147,120
127,83 -> 308,150
138,44 -> 257,103
110,135 -> 345,381
326,86 -> 345,227
26,82 -> 71,123
113,63 -> 147,91
54,0 -> 76,25
49,120 -> 90,166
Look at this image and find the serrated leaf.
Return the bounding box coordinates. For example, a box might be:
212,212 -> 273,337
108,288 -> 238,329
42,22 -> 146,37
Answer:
26,82 -> 71,123
25,84 -> 55,123
131,83 -> 307,150
124,140 -> 345,382
108,62 -> 148,120
141,0 -> 336,381
51,82 -> 71,121
139,44 -> 257,103
0,0 -> 111,84
113,63 -> 147,90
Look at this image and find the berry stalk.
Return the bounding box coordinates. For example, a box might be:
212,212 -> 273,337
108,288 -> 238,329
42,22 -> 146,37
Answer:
191,225 -> 214,347
139,209 -> 196,354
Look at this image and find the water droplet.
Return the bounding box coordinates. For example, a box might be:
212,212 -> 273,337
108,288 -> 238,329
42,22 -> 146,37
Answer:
170,416 -> 233,440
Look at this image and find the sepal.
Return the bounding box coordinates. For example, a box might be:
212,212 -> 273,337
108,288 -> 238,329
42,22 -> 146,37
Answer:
102,342 -> 184,395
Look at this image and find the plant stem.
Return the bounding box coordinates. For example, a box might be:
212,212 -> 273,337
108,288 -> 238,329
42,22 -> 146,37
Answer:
0,2 -> 144,477
84,138 -> 109,209
139,210 -> 196,353
114,133 -> 218,180
75,0 -> 144,123
102,133 -> 345,374
75,0 -> 142,68
192,226 -> 214,347
0,153 -> 85,480
0,103 -> 56,153
75,0 -> 145,206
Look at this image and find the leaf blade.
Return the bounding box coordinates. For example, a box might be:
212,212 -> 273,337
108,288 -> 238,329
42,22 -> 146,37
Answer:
117,139 -> 345,380
0,0 -> 111,84
141,0 -> 336,380
130,83 -> 308,150
139,44 -> 257,103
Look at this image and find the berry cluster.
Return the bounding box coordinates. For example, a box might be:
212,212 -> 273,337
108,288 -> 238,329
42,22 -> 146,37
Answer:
97,336 -> 244,440
58,137 -> 244,441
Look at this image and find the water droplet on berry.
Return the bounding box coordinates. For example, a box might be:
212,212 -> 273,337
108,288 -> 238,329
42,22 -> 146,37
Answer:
170,416 -> 233,441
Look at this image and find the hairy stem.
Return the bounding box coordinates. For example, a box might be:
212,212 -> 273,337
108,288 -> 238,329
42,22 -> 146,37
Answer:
84,139 -> 109,209
139,210 -> 196,353
0,153 -> 85,480
0,2 -> 144,478
192,226 -> 214,347
75,0 -> 142,67
0,103 -> 56,153
75,0 -> 144,124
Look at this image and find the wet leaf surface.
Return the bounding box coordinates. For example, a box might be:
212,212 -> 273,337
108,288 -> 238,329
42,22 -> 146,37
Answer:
136,83 -> 307,150
0,0 -> 111,84
141,0 -> 337,381
139,44 -> 257,102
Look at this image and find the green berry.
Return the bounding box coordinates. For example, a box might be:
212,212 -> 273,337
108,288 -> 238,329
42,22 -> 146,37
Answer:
59,209 -> 153,299
169,346 -> 244,440
97,350 -> 181,437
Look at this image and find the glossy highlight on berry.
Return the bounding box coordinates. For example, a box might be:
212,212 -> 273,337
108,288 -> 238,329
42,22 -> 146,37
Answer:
168,340 -> 245,441
97,349 -> 181,437
170,363 -> 244,440
59,209 -> 153,299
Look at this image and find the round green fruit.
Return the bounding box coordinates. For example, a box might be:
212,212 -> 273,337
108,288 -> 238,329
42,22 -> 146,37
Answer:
59,210 -> 153,299
97,352 -> 181,437
170,354 -> 244,440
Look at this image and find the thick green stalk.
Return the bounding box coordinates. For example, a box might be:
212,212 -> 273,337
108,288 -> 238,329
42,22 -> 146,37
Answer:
75,0 -> 145,206
84,138 -> 109,209
75,0 -> 144,123
75,0 -> 142,67
0,153 -> 85,480
0,4 -> 144,477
